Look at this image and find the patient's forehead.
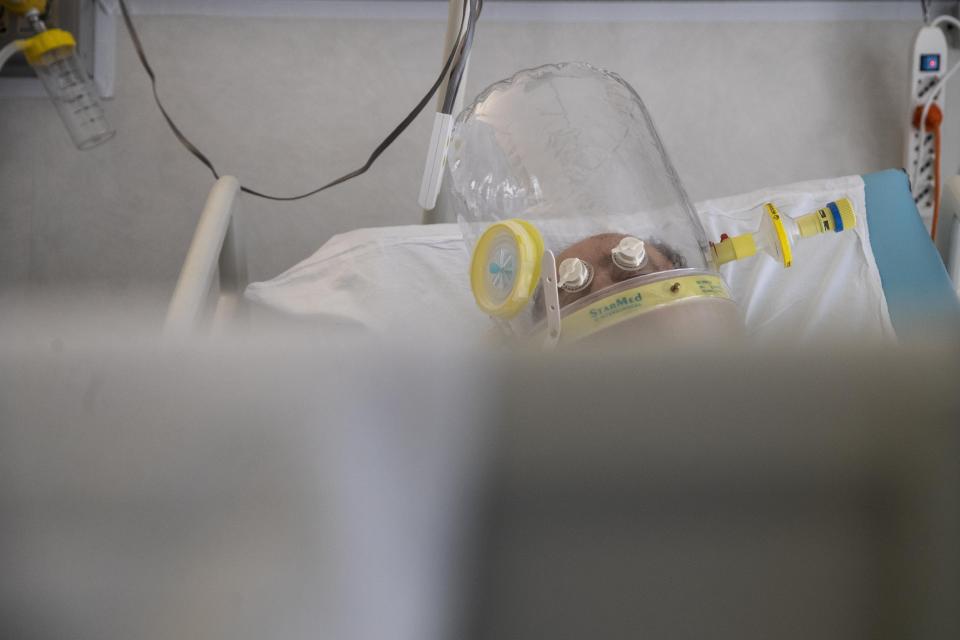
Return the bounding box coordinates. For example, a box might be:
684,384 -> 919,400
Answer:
550,232 -> 683,309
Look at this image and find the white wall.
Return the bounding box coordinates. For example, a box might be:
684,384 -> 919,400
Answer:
0,2 -> 945,309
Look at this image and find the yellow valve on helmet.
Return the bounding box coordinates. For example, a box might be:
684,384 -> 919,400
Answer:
470,219 -> 544,318
20,29 -> 75,66
0,0 -> 48,15
712,233 -> 757,266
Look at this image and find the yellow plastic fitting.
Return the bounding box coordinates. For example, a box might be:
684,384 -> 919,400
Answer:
21,29 -> 75,66
712,233 -> 757,266
0,0 -> 47,15
763,203 -> 793,268
795,211 -> 822,238
837,198 -> 856,228
796,198 -> 856,238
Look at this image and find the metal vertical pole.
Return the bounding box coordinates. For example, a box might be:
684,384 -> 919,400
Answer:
438,0 -> 470,118
422,0 -> 470,224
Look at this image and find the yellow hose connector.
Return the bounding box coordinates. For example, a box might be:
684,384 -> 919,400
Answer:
796,197 -> 856,238
712,233 -> 757,266
712,197 -> 856,269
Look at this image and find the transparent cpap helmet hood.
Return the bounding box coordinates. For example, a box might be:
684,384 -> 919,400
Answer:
448,62 -> 739,346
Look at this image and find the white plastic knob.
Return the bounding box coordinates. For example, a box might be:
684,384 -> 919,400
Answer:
557,257 -> 593,292
612,236 -> 647,270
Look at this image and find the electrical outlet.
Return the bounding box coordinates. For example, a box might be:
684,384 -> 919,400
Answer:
904,25 -> 948,231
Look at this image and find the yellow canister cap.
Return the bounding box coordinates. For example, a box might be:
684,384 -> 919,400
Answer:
21,29 -> 75,66
0,0 -> 48,16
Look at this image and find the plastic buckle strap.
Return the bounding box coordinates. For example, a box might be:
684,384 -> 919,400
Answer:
541,250 -> 561,349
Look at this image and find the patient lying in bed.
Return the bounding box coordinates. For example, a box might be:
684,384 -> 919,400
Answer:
245,174 -> 894,345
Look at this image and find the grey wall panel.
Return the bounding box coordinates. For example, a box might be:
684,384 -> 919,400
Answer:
0,13 -> 935,307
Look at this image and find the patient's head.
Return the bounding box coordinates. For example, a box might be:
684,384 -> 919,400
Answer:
554,233 -> 685,308
527,231 -> 741,345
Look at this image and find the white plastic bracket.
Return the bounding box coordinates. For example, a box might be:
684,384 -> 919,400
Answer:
418,112 -> 454,210
541,250 -> 561,349
94,0 -> 118,98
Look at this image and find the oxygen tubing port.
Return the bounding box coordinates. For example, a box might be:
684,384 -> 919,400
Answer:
713,197 -> 856,268
712,233 -> 757,266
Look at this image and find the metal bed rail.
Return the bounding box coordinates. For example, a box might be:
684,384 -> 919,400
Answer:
164,176 -> 247,335
164,0 -> 467,332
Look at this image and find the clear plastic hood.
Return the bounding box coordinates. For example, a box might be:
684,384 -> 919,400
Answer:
448,62 -> 711,270
447,62 -> 731,344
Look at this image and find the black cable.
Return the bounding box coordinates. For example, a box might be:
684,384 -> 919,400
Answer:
118,0 -> 221,180
442,0 -> 482,115
116,0 -> 472,202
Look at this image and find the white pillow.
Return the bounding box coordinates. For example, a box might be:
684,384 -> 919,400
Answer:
246,174 -> 894,345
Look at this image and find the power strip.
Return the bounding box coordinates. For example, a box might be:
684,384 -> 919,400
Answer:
904,25 -> 948,231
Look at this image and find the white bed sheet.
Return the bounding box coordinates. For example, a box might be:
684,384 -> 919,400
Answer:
246,175 -> 896,344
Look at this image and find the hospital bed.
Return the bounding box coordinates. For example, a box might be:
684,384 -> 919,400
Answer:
161,0 -> 960,339
164,168 -> 960,340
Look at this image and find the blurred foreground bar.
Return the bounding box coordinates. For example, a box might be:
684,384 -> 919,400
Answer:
0,336 -> 957,640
